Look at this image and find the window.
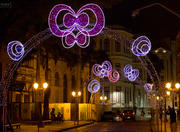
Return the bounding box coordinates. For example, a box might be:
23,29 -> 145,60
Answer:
104,86 -> 110,92
55,72 -> 59,86
72,75 -> 76,90
100,39 -> 103,49
16,94 -> 21,103
115,40 -> 121,52
104,39 -> 110,52
24,95 -> 30,103
115,63 -> 121,70
63,75 -> 68,103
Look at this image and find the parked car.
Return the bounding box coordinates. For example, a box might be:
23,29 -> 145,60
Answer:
102,111 -> 115,121
122,110 -> 136,121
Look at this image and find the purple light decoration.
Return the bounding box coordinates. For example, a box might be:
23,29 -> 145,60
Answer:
62,31 -> 90,48
88,80 -> 100,93
123,64 -> 139,82
131,36 -> 151,56
7,41 -> 24,61
48,3 -> 105,48
144,83 -> 152,92
108,69 -> 120,82
92,61 -> 112,78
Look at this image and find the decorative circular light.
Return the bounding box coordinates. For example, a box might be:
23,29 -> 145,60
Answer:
7,41 -> 24,61
88,80 -> 100,93
131,36 -> 151,56
108,69 -> 120,82
144,83 -> 152,92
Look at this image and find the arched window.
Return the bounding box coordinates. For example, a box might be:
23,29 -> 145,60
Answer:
104,39 -> 110,52
55,72 -> 59,86
100,39 -> 103,49
63,74 -> 67,103
115,40 -> 121,52
72,75 -> 76,90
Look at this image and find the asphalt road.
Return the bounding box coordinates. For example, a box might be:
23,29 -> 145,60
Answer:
65,120 -> 152,132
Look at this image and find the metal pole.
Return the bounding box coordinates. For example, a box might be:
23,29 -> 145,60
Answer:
77,97 -> 79,125
164,97 -> 167,132
172,90 -> 175,108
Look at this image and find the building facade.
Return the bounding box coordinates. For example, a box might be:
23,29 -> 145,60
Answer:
93,26 -> 151,115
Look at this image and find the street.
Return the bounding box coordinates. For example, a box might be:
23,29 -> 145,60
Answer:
65,120 -> 151,132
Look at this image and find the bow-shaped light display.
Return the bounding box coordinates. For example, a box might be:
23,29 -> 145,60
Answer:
131,36 -> 151,56
93,61 -> 112,78
92,60 -> 119,82
88,80 -> 100,93
144,83 -> 152,92
48,3 -> 105,48
123,64 -> 139,82
7,41 -> 24,61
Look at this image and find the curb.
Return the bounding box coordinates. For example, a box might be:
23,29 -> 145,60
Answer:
53,122 -> 94,132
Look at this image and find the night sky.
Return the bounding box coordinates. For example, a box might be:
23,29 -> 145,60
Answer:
0,0 -> 180,48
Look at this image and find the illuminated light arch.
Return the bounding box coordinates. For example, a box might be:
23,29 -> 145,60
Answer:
88,80 -> 100,93
48,3 -> 105,48
123,64 -> 139,82
7,41 -> 24,61
1,4 -> 161,108
131,36 -> 151,56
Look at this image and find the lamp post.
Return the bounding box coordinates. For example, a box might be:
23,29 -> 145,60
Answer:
33,82 -> 48,131
72,91 -> 81,125
132,3 -> 180,19
100,95 -> 107,104
165,82 -> 180,108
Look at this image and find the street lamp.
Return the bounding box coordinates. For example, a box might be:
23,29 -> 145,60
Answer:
156,96 -> 160,101
43,82 -> 48,89
33,82 -> 39,89
100,95 -> 107,104
165,82 -> 180,108
166,91 -> 170,96
132,3 -> 180,19
71,91 -> 81,125
33,82 -> 49,131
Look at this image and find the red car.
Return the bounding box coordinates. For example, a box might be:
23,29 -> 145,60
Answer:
122,110 -> 136,121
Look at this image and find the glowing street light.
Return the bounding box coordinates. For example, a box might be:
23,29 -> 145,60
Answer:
100,96 -> 107,101
72,91 -> 76,97
175,83 -> 180,89
156,96 -> 160,101
166,91 -> 170,96
33,82 -> 39,89
78,91 -> 81,96
43,82 -> 48,89
166,82 -> 171,89
72,91 -> 81,97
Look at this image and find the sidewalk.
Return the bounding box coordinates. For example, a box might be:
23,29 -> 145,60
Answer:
150,117 -> 180,132
13,121 -> 94,132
